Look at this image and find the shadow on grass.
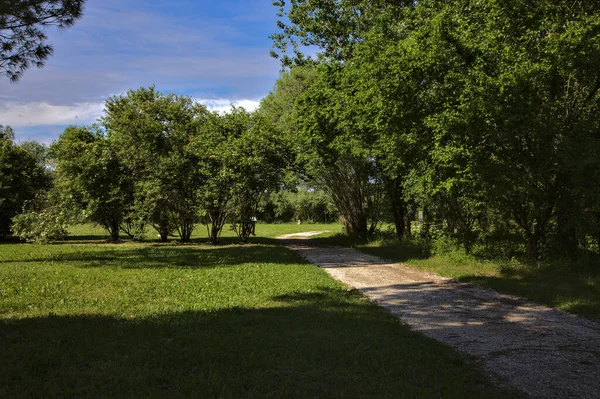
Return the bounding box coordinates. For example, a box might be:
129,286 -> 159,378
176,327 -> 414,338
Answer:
457,266 -> 600,320
305,233 -> 432,262
0,288 -> 516,399
307,232 -> 600,320
62,235 -> 281,246
65,234 -> 113,243
1,244 -> 305,269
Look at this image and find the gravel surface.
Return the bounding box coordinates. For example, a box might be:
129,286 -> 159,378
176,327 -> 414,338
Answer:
278,237 -> 600,399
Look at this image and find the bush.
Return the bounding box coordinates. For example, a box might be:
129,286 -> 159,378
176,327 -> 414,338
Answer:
11,207 -> 69,244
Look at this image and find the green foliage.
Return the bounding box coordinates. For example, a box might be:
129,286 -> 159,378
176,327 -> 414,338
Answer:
0,125 -> 51,237
259,66 -> 316,141
266,185 -> 338,223
278,62 -> 388,236
103,87 -> 209,242
18,140 -> 52,168
193,108 -> 249,244
270,0 -> 411,65
274,0 -> 600,261
227,112 -> 294,243
10,201 -> 68,244
51,125 -> 133,240
0,0 -> 86,81
44,87 -> 294,245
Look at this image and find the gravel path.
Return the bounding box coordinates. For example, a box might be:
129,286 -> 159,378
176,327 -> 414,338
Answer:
278,236 -> 600,399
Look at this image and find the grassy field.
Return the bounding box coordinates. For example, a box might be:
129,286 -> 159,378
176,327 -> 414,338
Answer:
0,226 -> 519,398
67,223 -> 600,319
66,222 -> 342,243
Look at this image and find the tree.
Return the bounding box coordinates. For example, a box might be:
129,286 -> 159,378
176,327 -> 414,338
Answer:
103,87 -> 210,242
289,63 -> 385,236
407,0 -> 600,259
51,125 -> 133,240
191,108 -> 247,244
274,0 -> 600,260
267,185 -> 338,223
271,0 -> 411,66
11,187 -> 70,243
259,66 -> 316,143
0,0 -> 85,81
20,140 -> 52,169
0,125 -> 51,236
227,111 -> 293,243
271,2 -> 418,239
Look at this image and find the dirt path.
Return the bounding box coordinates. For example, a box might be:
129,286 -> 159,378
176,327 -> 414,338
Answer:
277,235 -> 600,399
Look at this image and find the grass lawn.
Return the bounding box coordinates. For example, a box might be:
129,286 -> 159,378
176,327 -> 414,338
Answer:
66,222 -> 343,243
0,232 -> 519,398
317,234 -> 600,320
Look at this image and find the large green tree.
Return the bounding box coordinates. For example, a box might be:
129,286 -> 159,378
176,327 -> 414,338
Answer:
275,0 -> 600,260
403,0 -> 600,259
270,1 -> 417,238
192,108 -> 248,244
103,87 -> 210,242
0,0 -> 86,81
51,125 -> 133,240
0,125 -> 51,236
229,112 -> 293,243
290,63 -> 385,236
192,108 -> 293,244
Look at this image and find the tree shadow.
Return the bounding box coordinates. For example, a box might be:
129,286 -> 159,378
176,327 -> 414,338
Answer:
456,265 -> 600,320
65,234 -> 113,243
0,244 -> 306,269
0,288 -> 517,398
62,234 -> 281,246
356,280 -> 600,399
274,235 -> 431,265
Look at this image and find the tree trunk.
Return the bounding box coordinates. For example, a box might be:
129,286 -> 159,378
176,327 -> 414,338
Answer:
156,221 -> 169,242
210,224 -> 220,244
404,214 -> 412,239
383,176 -> 408,240
108,221 -> 120,241
179,218 -> 194,242
391,205 -> 405,240
556,201 -> 577,257
527,233 -> 540,262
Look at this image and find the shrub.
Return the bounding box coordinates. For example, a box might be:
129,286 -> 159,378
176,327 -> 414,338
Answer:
11,206 -> 69,244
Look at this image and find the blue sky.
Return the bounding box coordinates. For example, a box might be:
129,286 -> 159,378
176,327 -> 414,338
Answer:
0,0 -> 285,144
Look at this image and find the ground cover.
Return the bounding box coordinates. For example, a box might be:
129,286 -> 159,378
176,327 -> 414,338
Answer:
0,237 -> 517,398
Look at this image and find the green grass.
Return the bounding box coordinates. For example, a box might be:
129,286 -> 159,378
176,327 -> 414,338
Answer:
0,236 -> 519,398
322,236 -> 600,320
66,222 -> 343,243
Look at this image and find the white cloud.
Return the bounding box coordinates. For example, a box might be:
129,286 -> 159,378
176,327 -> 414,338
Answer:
15,133 -> 60,146
196,98 -> 261,114
0,101 -> 104,127
0,98 -> 262,128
